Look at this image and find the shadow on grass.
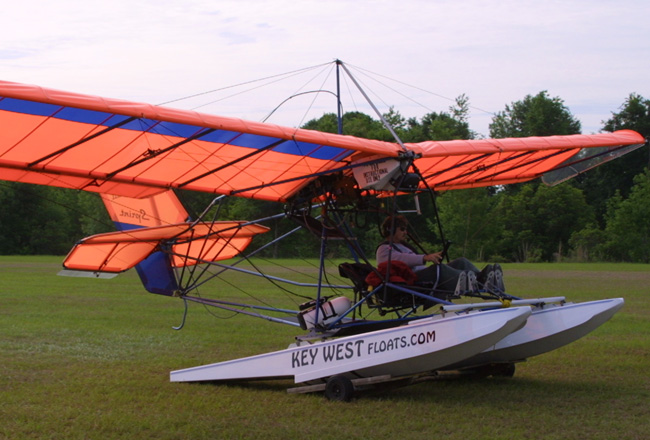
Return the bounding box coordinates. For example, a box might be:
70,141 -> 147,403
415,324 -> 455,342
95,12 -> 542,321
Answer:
191,378 -> 298,393
184,372 -> 636,405
363,374 -> 642,407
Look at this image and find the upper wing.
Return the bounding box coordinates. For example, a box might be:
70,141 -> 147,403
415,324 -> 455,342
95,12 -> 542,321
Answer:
408,132 -> 645,190
0,81 -> 400,202
0,80 -> 645,201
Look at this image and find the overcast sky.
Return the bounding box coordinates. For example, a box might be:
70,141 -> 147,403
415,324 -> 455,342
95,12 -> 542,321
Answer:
3,0 -> 648,138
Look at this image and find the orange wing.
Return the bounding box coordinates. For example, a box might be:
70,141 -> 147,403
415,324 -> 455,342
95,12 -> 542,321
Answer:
0,80 -> 645,201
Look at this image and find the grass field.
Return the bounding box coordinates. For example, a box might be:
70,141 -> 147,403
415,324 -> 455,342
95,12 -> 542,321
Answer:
1,256 -> 648,439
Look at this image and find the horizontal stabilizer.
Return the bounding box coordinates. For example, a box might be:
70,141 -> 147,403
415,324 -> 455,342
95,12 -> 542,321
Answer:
63,221 -> 269,273
57,269 -> 118,279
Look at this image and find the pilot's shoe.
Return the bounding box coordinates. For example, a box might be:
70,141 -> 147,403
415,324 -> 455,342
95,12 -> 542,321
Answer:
467,271 -> 479,293
483,270 -> 496,292
454,271 -> 468,297
478,264 -> 493,284
493,264 -> 505,292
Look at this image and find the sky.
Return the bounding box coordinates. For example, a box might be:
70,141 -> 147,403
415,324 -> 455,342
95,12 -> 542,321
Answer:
2,0 -> 649,138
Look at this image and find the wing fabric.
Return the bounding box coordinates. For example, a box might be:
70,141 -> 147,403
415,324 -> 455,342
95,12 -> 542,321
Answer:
409,131 -> 646,190
63,221 -> 270,273
0,81 -> 645,200
0,81 -> 399,202
100,192 -> 190,229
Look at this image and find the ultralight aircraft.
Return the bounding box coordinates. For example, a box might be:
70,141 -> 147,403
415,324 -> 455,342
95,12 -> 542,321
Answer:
0,60 -> 645,400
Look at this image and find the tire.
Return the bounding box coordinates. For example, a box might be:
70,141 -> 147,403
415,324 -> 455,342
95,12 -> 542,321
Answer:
324,375 -> 355,401
493,362 -> 516,377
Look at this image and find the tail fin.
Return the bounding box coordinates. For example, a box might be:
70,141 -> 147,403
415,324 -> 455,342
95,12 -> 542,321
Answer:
100,191 -> 189,296
100,191 -> 190,230
63,191 -> 268,296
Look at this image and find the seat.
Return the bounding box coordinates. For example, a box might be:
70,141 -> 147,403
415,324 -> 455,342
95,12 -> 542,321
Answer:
338,261 -> 436,313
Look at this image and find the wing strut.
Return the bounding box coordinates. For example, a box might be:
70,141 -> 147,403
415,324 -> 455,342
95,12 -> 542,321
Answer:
337,60 -> 409,154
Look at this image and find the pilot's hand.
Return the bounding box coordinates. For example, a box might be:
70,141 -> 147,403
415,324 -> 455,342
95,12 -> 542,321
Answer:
423,252 -> 443,264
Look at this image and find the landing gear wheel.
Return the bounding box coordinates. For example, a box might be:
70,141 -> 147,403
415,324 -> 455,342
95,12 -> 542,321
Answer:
324,375 -> 355,401
493,362 -> 516,377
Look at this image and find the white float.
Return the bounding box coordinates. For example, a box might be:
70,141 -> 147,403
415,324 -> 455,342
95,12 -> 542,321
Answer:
170,306 -> 531,384
440,297 -> 624,369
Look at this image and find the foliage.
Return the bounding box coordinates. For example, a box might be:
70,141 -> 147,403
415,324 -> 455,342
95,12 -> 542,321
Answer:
573,93 -> 650,222
489,90 -> 581,138
568,223 -> 607,262
402,95 -> 475,142
490,91 -> 583,198
302,111 -> 392,140
603,92 -> 650,137
0,183 -> 93,255
601,170 -> 650,262
436,187 -> 501,261
492,183 -> 594,262
302,95 -> 474,143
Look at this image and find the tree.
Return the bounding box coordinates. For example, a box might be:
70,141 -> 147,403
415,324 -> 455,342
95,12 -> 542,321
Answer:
493,184 -> 538,262
574,93 -> 650,223
76,192 -> 113,236
601,170 -> 650,262
494,184 -> 594,262
485,91 -> 595,261
489,91 -> 581,138
436,187 -> 502,261
568,224 -> 607,262
603,93 -> 650,139
531,184 -> 595,261
403,95 -> 475,142
489,91 -> 583,198
0,183 -> 15,253
601,92 -> 650,187
303,96 -> 474,144
302,111 -> 392,140
0,183 -> 82,255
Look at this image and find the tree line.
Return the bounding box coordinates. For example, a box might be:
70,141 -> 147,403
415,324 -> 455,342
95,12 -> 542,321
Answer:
0,92 -> 648,262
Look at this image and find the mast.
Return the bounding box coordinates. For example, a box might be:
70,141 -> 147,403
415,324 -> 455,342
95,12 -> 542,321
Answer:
335,59 -> 343,135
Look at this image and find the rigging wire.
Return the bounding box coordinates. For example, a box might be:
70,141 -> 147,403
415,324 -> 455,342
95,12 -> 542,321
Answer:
191,276 -> 272,320
294,64 -> 337,128
162,63 -> 336,117
2,181 -> 312,312
344,62 -> 496,117
0,181 -> 117,233
263,62 -> 337,127
337,60 -> 411,153
173,208 -> 320,304
338,71 -> 360,114
156,59 -> 494,135
156,61 -> 332,107
179,249 -> 316,307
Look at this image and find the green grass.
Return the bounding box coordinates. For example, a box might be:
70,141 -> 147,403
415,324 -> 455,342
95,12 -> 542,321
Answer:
1,256 -> 649,439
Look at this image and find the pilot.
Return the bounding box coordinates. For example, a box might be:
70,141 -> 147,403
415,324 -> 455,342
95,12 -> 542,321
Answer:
376,215 -> 504,295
